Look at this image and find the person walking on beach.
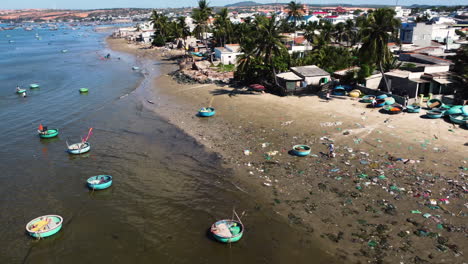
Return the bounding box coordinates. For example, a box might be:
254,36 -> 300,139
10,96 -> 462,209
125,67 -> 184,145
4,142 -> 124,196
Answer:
371,98 -> 377,108
328,143 -> 335,158
326,90 -> 331,102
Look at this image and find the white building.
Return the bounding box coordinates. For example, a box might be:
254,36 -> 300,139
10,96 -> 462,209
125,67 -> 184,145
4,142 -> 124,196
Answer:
400,22 -> 459,47
431,17 -> 456,25
322,15 -> 346,24
214,44 -> 243,65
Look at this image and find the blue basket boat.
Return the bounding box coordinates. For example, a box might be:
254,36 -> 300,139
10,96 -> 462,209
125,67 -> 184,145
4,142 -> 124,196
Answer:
210,219 -> 244,243
67,142 -> 90,154
449,114 -> 468,124
426,109 -> 444,119
87,175 -> 113,190
198,107 -> 215,117
462,105 -> 468,116
374,99 -> 386,107
26,215 -> 63,238
406,105 -> 421,113
444,105 -> 463,116
360,95 -> 375,103
38,129 -> 59,138
292,145 -> 311,156
376,94 -> 388,100
384,97 -> 395,105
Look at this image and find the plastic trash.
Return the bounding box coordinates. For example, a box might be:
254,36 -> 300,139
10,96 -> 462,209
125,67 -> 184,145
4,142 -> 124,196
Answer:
423,213 -> 431,218
244,150 -> 251,155
378,175 -> 386,179
411,210 -> 422,214
368,240 -> 378,247
330,168 -> 340,172
358,174 -> 368,179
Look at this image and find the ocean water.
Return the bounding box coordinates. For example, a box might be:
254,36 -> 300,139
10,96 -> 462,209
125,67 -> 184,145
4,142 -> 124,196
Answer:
0,25 -> 333,263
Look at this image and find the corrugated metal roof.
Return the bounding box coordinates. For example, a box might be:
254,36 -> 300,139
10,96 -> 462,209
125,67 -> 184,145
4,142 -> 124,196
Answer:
291,65 -> 329,77
277,71 -> 303,81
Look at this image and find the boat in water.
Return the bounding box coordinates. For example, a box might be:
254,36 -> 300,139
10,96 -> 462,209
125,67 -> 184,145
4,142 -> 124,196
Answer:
16,88 -> 27,94
38,129 -> 59,139
79,88 -> 89,93
30,83 -> 40,89
198,107 -> 215,117
67,142 -> 91,154
87,175 -> 113,190
210,219 -> 244,243
26,215 -> 63,238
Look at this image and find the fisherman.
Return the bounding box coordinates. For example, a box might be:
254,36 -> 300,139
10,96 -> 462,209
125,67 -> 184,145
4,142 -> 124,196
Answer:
371,98 -> 377,108
16,85 -> 21,92
328,143 -> 335,158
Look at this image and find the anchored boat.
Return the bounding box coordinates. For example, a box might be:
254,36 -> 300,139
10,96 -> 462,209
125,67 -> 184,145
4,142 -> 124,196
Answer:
292,145 -> 311,156
67,142 -> 91,154
198,107 -> 215,117
39,129 -> 59,138
210,219 -> 244,243
16,89 -> 27,94
26,215 -> 63,238
87,175 -> 113,190
79,88 -> 88,93
30,84 -> 40,89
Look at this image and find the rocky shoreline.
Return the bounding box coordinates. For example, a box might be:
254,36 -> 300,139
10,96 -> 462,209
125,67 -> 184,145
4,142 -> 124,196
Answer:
107,37 -> 467,264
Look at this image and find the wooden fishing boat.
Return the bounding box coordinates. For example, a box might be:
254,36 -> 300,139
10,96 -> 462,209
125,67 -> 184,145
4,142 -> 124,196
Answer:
449,114 -> 468,124
384,97 -> 396,105
383,105 -> 403,114
292,145 -> 311,156
38,129 -> 59,138
79,88 -> 88,93
426,109 -> 444,119
26,215 -> 63,238
198,107 -> 215,117
376,94 -> 388,100
444,105 -> 463,116
87,175 -> 113,190
30,83 -> 40,89
406,105 -> 421,113
426,98 -> 443,109
210,219 -> 244,243
67,142 -> 90,154
361,95 -> 375,103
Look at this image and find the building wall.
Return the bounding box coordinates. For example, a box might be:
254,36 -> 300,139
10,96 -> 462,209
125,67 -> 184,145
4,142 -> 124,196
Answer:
424,65 -> 450,73
304,75 -> 330,86
365,74 -> 383,89
386,76 -> 419,97
400,23 -> 433,47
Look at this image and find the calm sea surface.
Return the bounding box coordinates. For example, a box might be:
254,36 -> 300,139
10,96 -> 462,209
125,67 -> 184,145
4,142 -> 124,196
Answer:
0,25 -> 333,263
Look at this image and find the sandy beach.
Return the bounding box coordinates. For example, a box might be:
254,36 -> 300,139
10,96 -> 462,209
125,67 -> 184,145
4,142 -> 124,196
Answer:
108,37 -> 467,264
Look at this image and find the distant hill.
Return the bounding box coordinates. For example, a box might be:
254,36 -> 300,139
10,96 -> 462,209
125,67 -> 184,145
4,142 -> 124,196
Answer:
225,1 -> 260,7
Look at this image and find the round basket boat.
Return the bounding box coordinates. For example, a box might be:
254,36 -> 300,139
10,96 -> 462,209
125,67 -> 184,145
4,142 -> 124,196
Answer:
383,105 -> 403,114
79,88 -> 88,93
349,91 -> 360,98
427,98 -> 443,109
426,109 -> 444,119
449,114 -> 468,124
87,175 -> 113,190
374,99 -> 386,107
26,215 -> 63,238
384,97 -> 396,105
67,142 -> 91,154
198,107 -> 215,117
210,219 -> 244,243
39,129 -> 59,138
376,94 -> 388,100
292,145 -> 311,156
444,105 -> 463,116
16,89 -> 27,94
361,95 -> 375,103
462,105 -> 468,116
30,84 -> 40,89
406,105 -> 421,113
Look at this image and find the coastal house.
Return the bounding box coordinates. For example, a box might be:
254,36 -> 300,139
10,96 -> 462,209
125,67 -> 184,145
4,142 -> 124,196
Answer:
400,22 -> 460,48
214,44 -> 243,65
276,65 -> 330,94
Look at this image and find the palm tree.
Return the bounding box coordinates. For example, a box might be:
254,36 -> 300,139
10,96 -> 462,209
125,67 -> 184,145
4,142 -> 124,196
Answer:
192,0 -> 212,42
286,1 -> 305,28
150,11 -> 169,40
358,8 -> 401,92
213,8 -> 232,47
334,22 -> 345,44
343,19 -> 356,46
176,16 -> 191,48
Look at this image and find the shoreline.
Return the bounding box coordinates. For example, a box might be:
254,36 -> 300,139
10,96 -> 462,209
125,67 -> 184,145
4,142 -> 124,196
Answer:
107,37 -> 467,264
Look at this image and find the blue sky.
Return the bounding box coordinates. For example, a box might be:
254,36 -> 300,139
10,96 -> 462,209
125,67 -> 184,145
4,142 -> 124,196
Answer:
1,0 -> 465,9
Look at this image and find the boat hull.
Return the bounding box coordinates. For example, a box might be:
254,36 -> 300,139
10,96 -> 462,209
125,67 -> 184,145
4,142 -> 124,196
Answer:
39,129 -> 59,138
449,114 -> 468,124
198,107 -> 215,117
292,145 -> 311,156
79,88 -> 88,93
87,175 -> 113,190
376,94 -> 387,100
426,110 -> 444,118
68,142 -> 91,154
17,89 -> 27,94
211,220 -> 244,243
30,84 -> 40,89
26,215 -> 63,238
406,105 -> 421,113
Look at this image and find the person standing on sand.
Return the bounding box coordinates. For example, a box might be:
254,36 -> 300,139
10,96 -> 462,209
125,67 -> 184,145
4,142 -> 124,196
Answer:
328,143 -> 335,158
326,91 -> 331,102
371,98 -> 377,108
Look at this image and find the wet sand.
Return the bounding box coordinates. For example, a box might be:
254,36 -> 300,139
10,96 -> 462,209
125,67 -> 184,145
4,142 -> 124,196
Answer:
108,37 -> 468,264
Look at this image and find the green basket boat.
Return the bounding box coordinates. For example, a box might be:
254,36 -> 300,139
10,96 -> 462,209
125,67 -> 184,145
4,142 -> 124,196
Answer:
427,98 -> 443,109
26,215 -> 63,239
16,89 -> 27,94
79,88 -> 89,93
30,84 -> 40,89
444,105 -> 463,116
449,114 -> 468,124
38,129 -> 59,138
210,219 -> 244,243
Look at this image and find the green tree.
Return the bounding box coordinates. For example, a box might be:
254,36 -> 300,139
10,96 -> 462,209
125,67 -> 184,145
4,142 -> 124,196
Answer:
213,8 -> 233,47
192,0 -> 212,41
358,8 -> 400,92
286,1 -> 305,28
150,11 -> 169,41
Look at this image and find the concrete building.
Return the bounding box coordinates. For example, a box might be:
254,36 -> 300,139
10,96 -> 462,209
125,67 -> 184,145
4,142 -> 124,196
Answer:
276,65 -> 330,94
400,22 -> 460,47
393,6 -> 412,18
214,44 -> 243,65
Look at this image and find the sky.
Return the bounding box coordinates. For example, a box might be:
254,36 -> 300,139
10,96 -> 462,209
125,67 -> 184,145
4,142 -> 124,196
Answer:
1,0 -> 465,9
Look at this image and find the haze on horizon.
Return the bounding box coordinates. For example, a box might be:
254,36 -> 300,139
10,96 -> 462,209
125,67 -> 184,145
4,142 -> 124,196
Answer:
1,0 -> 465,10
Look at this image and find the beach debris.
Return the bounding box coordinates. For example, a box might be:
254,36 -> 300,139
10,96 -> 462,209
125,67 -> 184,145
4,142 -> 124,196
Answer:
266,151 -> 278,156
243,150 -> 251,155
147,100 -> 154,104
261,142 -> 270,148
281,120 -> 294,126
320,121 -> 342,127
